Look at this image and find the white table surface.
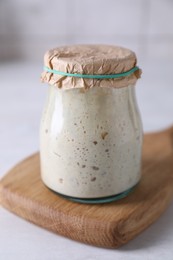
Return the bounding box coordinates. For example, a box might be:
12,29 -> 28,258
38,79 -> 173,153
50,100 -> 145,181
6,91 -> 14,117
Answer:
0,61 -> 173,260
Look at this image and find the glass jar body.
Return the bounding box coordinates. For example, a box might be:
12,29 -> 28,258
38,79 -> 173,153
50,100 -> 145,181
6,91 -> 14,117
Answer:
40,85 -> 143,200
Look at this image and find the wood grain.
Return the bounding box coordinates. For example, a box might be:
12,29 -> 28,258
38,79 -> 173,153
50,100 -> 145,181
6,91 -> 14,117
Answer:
0,127 -> 173,248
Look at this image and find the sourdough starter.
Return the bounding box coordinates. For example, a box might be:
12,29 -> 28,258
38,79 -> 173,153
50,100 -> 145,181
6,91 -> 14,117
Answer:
40,85 -> 143,198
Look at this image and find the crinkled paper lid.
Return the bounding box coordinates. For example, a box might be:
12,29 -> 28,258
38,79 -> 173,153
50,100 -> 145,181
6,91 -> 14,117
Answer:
41,44 -> 142,89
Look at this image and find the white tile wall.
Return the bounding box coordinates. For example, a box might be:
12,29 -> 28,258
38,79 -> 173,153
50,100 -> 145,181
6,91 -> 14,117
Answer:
0,0 -> 173,62
74,0 -> 141,35
149,0 -> 173,35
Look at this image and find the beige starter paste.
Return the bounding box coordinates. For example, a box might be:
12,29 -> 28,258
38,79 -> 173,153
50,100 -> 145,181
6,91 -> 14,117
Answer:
40,84 -> 143,198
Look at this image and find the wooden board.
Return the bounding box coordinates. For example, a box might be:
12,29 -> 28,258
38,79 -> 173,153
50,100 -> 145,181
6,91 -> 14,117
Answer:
0,127 -> 173,248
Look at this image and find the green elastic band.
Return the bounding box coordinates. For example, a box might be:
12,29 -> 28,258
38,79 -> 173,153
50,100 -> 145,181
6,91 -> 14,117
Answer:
44,66 -> 139,79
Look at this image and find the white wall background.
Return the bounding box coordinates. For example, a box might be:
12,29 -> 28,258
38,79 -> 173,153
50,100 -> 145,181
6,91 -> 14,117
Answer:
1,2 -> 173,259
0,0 -> 173,62
0,0 -> 173,177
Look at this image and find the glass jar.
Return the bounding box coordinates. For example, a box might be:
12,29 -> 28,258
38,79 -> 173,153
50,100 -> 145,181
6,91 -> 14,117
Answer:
40,45 -> 143,203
